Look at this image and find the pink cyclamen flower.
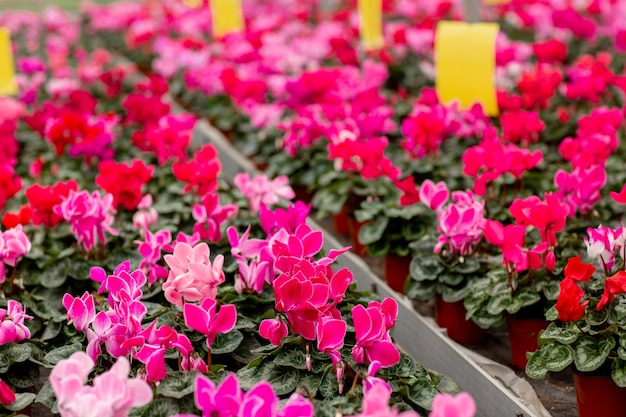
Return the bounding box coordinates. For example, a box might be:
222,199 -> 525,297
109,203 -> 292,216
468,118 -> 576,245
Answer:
0,225 -> 31,284
0,300 -> 32,345
429,392 -> 477,417
351,298 -> 400,367
62,291 -> 95,331
0,378 -> 15,406
435,191 -> 484,256
53,189 -> 118,252
132,194 -> 158,235
192,193 -> 238,242
163,241 -> 225,308
50,351 -> 152,417
259,318 -> 289,347
419,180 -> 449,211
233,173 -> 295,213
349,381 -> 419,417
184,298 -> 237,348
135,229 -> 171,285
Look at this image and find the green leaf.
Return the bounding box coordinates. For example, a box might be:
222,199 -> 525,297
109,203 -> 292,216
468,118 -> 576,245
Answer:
5,393 -> 36,412
453,257 -> 480,274
380,353 -> 418,378
573,336 -> 616,372
613,358 -> 626,387
428,369 -> 460,393
486,292 -> 514,315
358,216 -> 388,245
274,348 -> 308,370
35,380 -> 57,413
438,272 -> 464,287
266,366 -> 300,396
298,373 -> 322,398
135,398 -> 180,417
408,377 -> 439,410
406,281 -> 437,302
525,341 -> 574,380
40,260 -> 69,289
67,258 -> 93,280
539,322 -> 579,344
157,371 -> 197,399
440,285 -> 470,303
211,330 -> 244,355
318,366 -> 339,398
0,343 -> 32,373
7,361 -> 40,389
410,256 -> 443,281
41,320 -> 63,341
44,343 -> 83,366
586,306 -> 610,326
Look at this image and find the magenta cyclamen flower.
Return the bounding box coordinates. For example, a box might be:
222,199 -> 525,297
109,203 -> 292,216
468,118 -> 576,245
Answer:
135,229 -> 171,285
419,180 -> 449,211
62,291 -> 95,331
349,380 -> 419,417
163,241 -> 225,308
172,373 -> 314,417
233,173 -> 295,213
50,352 -> 152,417
554,165 -> 606,217
53,189 -> 119,252
351,298 -> 400,367
0,300 -> 32,345
184,298 -> 237,348
192,193 -> 238,242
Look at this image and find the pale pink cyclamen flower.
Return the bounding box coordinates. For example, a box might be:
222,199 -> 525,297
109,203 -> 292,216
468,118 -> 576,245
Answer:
233,173 -> 295,213
132,194 -> 158,236
0,225 -> 31,284
349,381 -> 419,417
162,242 -> 225,308
50,351 -> 152,417
429,392 -> 477,417
584,225 -> 622,274
53,190 -> 118,252
0,300 -> 32,345
435,191 -> 485,256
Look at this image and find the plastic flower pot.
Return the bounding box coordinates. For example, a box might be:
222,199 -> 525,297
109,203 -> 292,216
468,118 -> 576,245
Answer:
505,315 -> 549,369
346,217 -> 368,257
384,254 -> 410,294
332,207 -> 349,236
573,372 -> 626,417
435,295 -> 485,344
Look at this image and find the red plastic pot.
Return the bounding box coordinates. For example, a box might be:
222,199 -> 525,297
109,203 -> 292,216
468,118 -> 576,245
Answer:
574,372 -> 626,417
505,315 -> 549,369
332,207 -> 349,236
346,217 -> 368,257
435,295 -> 485,344
384,254 -> 410,294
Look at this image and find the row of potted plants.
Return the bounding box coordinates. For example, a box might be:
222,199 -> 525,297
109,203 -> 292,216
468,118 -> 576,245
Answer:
77,0 -> 626,415
0,6 -> 473,417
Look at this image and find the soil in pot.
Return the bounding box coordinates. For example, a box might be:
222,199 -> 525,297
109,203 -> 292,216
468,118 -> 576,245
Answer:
435,295 -> 486,344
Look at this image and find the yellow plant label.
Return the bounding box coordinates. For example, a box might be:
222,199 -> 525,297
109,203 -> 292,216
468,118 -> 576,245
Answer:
183,0 -> 203,8
358,0 -> 384,51
0,28 -> 17,96
483,0 -> 511,4
210,0 -> 244,39
435,21 -> 499,116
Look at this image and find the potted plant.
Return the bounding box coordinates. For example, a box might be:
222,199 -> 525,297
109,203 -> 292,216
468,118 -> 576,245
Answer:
525,226 -> 626,417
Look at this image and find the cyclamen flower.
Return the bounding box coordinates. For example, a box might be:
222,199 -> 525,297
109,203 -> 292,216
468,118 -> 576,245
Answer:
349,381 -> 419,417
192,193 -> 238,242
163,242 -> 225,308
233,173 -> 295,213
184,298 -> 237,348
171,373 -> 314,417
584,225 -> 621,273
131,114 -> 195,164
435,191 -> 484,256
53,190 -> 119,252
172,144 -> 221,197
0,225 -> 31,283
95,159 -> 154,211
555,278 -> 588,322
0,164 -> 22,212
25,179 -> 78,227
352,298 -> 400,367
554,165 -> 606,217
0,378 -> 15,406
50,352 -> 152,417
0,300 -> 32,345
132,194 -> 158,235
135,229 -> 171,285
429,392 -> 477,417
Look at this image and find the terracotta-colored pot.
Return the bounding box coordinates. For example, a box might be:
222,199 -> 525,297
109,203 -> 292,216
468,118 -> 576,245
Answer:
332,207 -> 350,236
384,254 -> 410,294
435,295 -> 485,344
505,315 -> 549,369
346,217 -> 368,257
574,372 -> 626,417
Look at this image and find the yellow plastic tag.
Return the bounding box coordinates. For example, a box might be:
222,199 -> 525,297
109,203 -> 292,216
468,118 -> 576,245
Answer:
358,0 -> 384,51
482,0 -> 511,4
183,0 -> 203,8
0,28 -> 17,96
210,0 -> 244,39
435,21 -> 499,116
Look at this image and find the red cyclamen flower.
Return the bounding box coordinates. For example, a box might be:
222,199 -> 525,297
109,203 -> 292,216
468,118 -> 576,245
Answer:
95,159 -> 154,211
25,180 -> 78,227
